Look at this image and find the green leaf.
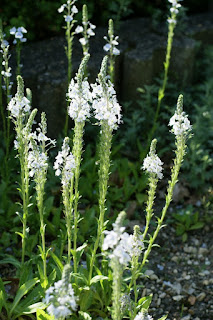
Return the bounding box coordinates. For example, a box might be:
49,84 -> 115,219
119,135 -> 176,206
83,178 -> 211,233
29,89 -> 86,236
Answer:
90,275 -> 108,285
182,232 -> 188,242
189,222 -> 204,230
79,289 -> 94,311
49,251 -> 63,274
137,294 -> 153,310
158,316 -> 167,320
15,231 -> 24,239
36,309 -> 54,320
0,255 -> 21,269
9,278 -> 39,316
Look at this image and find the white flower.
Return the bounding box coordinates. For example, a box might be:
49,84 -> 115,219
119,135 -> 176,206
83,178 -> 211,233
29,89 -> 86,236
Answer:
67,78 -> 92,122
71,5 -> 78,14
79,37 -> 87,46
65,15 -> 73,22
87,28 -> 95,36
10,27 -> 16,35
75,25 -> 84,33
102,230 -> 120,250
18,27 -> 27,33
44,280 -> 77,318
134,311 -> 153,320
8,95 -> 31,119
91,80 -> 122,130
20,38 -> 27,43
142,153 -> 164,179
54,138 -> 76,186
167,18 -> 177,24
103,43 -> 111,52
111,244 -> 131,265
58,4 -> 66,13
103,216 -> 132,266
169,111 -> 192,136
28,150 -> 48,178
89,23 -> 96,29
15,31 -> 23,39
113,47 -> 120,55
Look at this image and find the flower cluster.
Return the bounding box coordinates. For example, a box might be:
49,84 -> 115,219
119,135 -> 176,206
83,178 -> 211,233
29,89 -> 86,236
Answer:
142,139 -> 163,179
103,19 -> 120,56
58,0 -> 78,22
8,94 -> 31,119
167,0 -> 182,24
169,111 -> 192,136
28,150 -> 48,178
54,138 -> 75,186
75,20 -> 96,53
103,214 -> 143,266
10,26 -> 27,44
0,33 -> 13,93
67,78 -> 92,122
134,310 -> 153,320
43,279 -> 77,318
103,35 -> 120,56
91,79 -> 122,129
27,125 -> 55,178
143,154 -> 164,179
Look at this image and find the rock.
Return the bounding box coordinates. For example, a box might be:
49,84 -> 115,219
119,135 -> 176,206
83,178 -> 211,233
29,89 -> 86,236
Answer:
186,13 -> 213,44
173,295 -> 184,301
198,247 -> 208,256
180,315 -> 191,320
197,292 -> 206,302
144,269 -> 154,277
183,245 -> 197,255
188,295 -> 196,305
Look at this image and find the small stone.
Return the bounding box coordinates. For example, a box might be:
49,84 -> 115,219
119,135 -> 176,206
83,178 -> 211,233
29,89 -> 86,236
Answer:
184,246 -> 197,254
150,274 -> 159,281
144,269 -> 154,276
180,315 -> 191,320
159,292 -> 166,299
197,292 -> 206,301
188,295 -> 196,305
198,247 -> 208,255
173,295 -> 184,301
157,298 -> 161,306
171,256 -> 179,262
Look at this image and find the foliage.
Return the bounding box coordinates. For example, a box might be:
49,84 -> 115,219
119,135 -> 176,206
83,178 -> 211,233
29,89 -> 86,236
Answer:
171,205 -> 204,242
0,0 -> 211,40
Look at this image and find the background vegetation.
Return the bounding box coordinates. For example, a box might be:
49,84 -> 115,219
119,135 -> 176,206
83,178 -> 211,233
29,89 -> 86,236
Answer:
0,0 -> 212,40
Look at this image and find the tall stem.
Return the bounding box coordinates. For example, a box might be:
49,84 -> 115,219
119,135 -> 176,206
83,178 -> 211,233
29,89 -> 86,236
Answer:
89,123 -> 112,282
72,122 -> 84,273
145,21 -> 176,157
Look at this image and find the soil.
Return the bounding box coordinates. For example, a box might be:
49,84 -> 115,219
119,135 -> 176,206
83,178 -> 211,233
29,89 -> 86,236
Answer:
133,215 -> 213,320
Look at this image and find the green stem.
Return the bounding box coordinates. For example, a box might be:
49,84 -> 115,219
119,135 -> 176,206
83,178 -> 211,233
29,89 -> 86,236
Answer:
72,122 -> 84,273
64,2 -> 73,136
16,42 -> 21,76
145,21 -> 176,156
142,176 -> 158,241
140,138 -> 185,272
89,123 -> 112,282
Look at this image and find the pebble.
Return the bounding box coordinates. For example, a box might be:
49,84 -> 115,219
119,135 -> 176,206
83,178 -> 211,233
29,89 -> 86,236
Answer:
180,315 -> 191,320
171,255 -> 179,262
144,269 -> 154,276
184,246 -> 197,254
159,292 -> 166,299
197,292 -> 206,301
198,247 -> 208,255
172,295 -> 184,301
